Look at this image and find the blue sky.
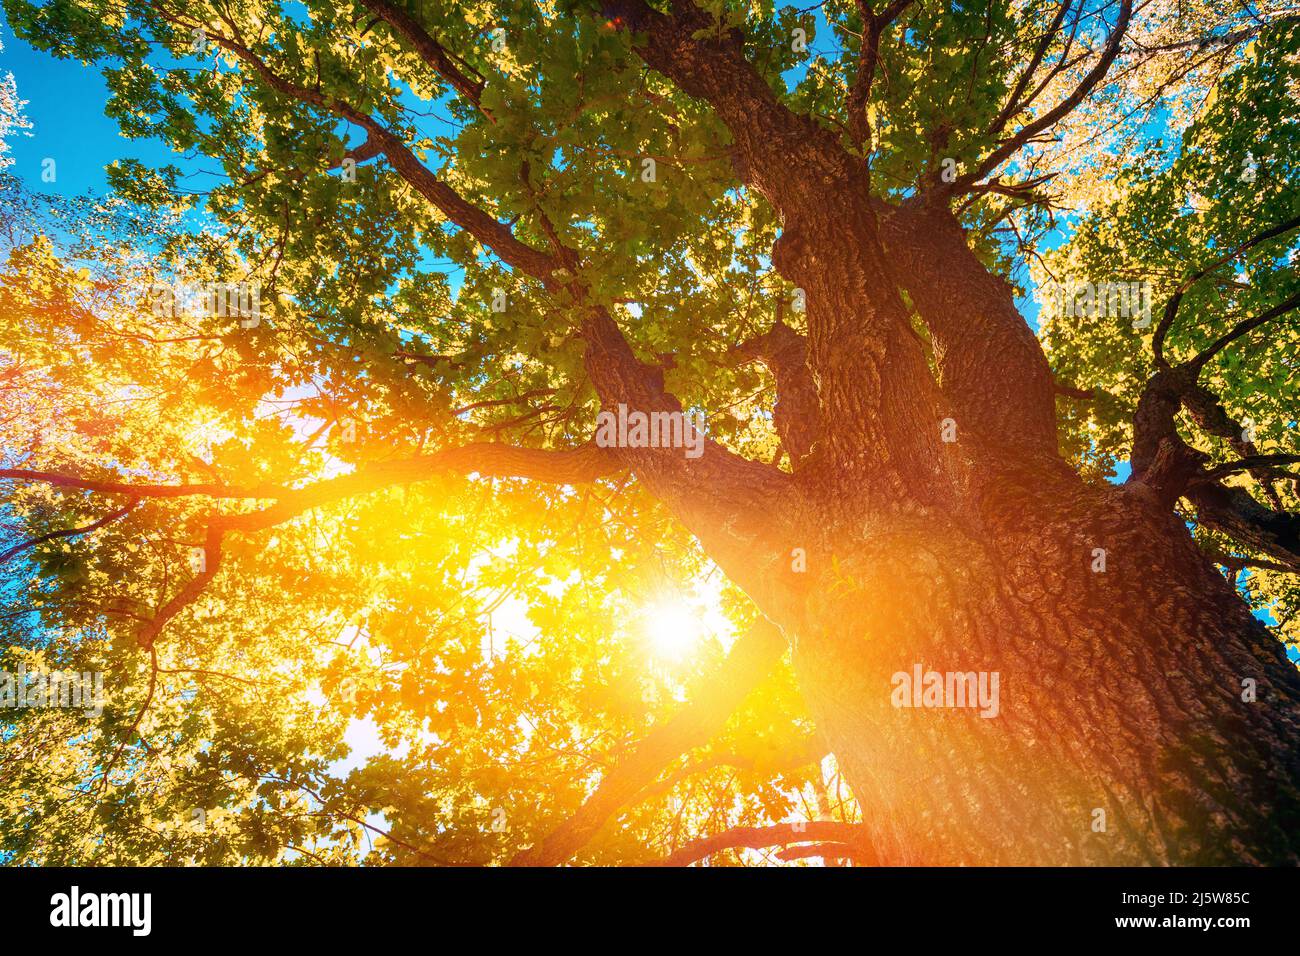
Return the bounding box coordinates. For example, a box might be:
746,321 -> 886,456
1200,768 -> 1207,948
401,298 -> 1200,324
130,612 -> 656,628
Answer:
2,24 -> 183,196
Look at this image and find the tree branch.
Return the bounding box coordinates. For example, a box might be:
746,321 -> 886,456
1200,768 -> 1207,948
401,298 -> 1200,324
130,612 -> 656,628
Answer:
1122,13 -> 1300,56
0,498 -> 139,566
1152,214 -> 1300,369
774,841 -> 858,862
606,0 -> 858,217
509,619 -> 787,865
876,199 -> 1060,456
132,442 -> 621,648
1183,479 -> 1300,573
0,469 -> 279,499
185,12 -> 560,283
356,0 -> 489,118
1187,290 -> 1300,373
646,821 -> 871,866
730,316 -> 820,464
950,0 -> 1133,194
1128,372 -> 1300,573
138,524 -> 224,650
987,0 -> 1075,140
610,2 -> 959,495
1200,455 -> 1300,483
193,7 -> 802,630
847,1 -> 914,152
1203,548 -> 1298,577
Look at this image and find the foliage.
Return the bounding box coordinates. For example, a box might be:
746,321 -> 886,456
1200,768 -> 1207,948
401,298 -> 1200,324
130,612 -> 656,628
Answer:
0,0 -> 1295,864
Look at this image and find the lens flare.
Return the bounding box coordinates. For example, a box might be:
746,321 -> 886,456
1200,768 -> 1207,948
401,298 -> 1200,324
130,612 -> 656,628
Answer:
644,601 -> 702,659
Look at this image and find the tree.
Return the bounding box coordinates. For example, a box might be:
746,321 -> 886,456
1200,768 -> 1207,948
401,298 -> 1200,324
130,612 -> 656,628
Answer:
0,36 -> 28,172
0,0 -> 1297,865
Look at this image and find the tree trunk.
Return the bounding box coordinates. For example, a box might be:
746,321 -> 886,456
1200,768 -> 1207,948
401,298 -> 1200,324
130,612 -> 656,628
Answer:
578,7 -> 1300,865
786,464 -> 1300,865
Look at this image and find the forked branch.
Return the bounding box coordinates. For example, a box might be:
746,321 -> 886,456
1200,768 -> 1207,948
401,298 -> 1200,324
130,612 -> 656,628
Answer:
510,619 -> 787,866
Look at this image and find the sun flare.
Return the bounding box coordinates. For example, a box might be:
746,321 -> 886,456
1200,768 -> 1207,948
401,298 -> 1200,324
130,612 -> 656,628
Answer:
644,601 -> 703,659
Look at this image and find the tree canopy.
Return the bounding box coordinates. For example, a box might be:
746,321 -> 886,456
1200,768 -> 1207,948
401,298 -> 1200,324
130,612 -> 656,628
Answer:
1,0 -> 1297,865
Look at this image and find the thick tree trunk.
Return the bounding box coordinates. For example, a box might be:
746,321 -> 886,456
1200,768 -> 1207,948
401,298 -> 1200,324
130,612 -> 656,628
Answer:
586,6 -> 1300,865
786,465 -> 1300,865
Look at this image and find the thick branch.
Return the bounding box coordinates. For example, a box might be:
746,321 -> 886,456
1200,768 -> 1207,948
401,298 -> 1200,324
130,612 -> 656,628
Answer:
356,0 -> 489,116
847,1 -> 913,151
731,317 -> 820,464
607,0 -> 858,216
775,841 -> 858,862
134,442 -> 621,647
1180,382 -> 1288,510
603,4 -> 951,489
192,14 -> 560,282
1128,367 -> 1205,497
578,303 -> 799,609
509,620 -> 787,866
876,199 -> 1060,456
1129,372 -> 1299,572
1184,480 -> 1300,573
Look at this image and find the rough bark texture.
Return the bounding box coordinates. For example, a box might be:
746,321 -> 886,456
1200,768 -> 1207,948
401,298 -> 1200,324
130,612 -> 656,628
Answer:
785,463 -> 1300,864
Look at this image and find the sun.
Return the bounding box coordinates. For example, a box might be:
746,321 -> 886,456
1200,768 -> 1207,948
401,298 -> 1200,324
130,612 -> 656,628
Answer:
644,601 -> 704,659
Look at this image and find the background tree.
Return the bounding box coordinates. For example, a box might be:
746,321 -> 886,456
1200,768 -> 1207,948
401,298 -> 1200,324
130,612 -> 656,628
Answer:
1,0 -> 1298,865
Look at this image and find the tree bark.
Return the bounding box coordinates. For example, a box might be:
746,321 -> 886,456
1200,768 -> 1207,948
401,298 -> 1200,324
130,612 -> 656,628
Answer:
785,463 -> 1300,864
606,5 -> 1300,864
